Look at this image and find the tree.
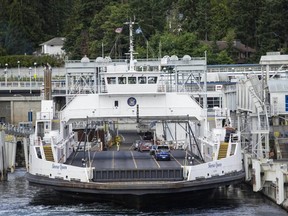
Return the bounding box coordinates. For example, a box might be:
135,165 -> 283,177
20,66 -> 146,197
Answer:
256,0 -> 288,55
209,0 -> 233,41
63,0 -> 112,59
194,0 -> 212,41
88,3 -> 131,59
2,0 -> 288,63
148,31 -> 206,58
1,1 -> 72,55
230,0 -> 263,49
216,50 -> 234,64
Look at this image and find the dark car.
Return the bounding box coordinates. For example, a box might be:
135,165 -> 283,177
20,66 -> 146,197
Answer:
138,141 -> 153,152
142,131 -> 153,141
154,145 -> 171,161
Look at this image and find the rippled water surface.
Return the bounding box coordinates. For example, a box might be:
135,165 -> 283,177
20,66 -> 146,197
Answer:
0,168 -> 287,216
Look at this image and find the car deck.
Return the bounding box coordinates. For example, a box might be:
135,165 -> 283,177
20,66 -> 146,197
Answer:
64,131 -> 199,182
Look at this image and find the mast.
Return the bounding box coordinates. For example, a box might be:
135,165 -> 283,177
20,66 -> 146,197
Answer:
203,51 -> 208,136
125,20 -> 135,72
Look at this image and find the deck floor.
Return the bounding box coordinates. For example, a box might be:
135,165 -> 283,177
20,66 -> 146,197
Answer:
65,148 -> 187,170
64,131 -> 195,170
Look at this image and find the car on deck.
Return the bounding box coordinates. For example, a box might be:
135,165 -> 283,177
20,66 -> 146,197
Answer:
154,145 -> 171,161
138,140 -> 153,152
142,131 -> 153,141
149,144 -> 157,155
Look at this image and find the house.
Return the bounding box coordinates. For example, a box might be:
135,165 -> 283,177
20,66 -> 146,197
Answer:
40,37 -> 65,56
202,40 -> 256,63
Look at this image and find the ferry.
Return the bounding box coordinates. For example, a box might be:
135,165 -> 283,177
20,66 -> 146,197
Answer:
26,21 -> 244,197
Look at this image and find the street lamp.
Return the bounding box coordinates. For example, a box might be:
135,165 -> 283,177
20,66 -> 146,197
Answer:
29,67 -> 32,94
34,62 -> 37,81
4,63 -> 8,87
17,61 -> 21,86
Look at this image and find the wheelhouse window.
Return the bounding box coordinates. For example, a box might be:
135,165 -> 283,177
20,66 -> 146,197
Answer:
195,97 -> 221,111
148,76 -> 157,84
207,97 -> 220,109
138,77 -> 146,84
118,77 -> 126,84
107,77 -> 116,84
128,77 -> 136,84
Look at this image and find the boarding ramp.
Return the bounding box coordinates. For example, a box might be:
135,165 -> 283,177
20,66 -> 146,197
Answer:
92,167 -> 183,182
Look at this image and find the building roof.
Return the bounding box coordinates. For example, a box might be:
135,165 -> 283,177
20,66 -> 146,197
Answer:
202,40 -> 256,53
40,37 -> 65,46
260,53 -> 288,65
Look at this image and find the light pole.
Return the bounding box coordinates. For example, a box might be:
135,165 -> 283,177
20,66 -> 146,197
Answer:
34,62 -> 37,82
17,61 -> 20,86
29,67 -> 32,94
4,63 -> 8,87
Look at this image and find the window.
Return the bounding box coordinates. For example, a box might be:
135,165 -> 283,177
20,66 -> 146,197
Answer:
138,77 -> 146,84
118,77 -> 126,84
148,76 -> 157,84
35,147 -> 42,159
114,100 -> 119,107
207,97 -> 220,109
107,77 -> 116,84
128,77 -> 136,84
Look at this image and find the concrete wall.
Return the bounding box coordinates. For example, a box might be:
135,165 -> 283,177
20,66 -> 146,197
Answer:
0,101 -> 10,123
0,97 -> 41,126
11,101 -> 41,125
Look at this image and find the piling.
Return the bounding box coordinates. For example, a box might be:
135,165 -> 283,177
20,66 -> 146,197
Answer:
0,131 -> 8,181
5,134 -> 17,173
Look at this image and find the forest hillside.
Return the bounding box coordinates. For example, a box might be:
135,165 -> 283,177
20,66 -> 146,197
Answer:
1,0 -> 287,65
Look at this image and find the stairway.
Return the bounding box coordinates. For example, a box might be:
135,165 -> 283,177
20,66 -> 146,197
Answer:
276,138 -> 288,159
218,142 -> 229,159
43,145 -> 54,161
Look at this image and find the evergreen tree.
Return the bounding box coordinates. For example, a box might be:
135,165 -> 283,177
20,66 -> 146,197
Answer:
1,0 -> 288,63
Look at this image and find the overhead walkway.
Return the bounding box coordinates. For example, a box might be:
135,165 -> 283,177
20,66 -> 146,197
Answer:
0,123 -> 33,137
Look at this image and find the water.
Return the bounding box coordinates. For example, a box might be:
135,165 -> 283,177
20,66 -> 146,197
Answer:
0,168 -> 287,216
